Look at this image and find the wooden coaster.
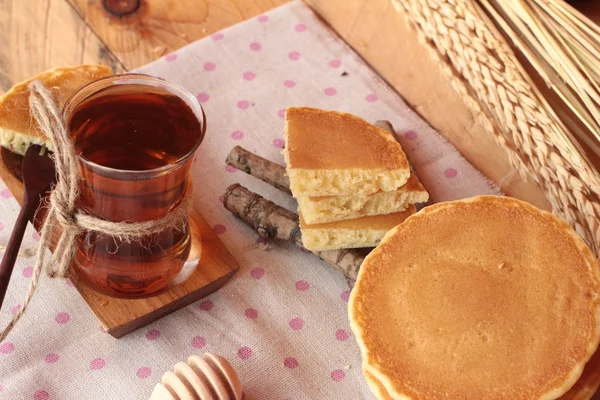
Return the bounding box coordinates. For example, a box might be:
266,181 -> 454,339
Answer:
0,148 -> 239,338
74,208 -> 239,338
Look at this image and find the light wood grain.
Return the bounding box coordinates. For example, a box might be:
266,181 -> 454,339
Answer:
67,0 -> 289,70
0,0 -> 124,94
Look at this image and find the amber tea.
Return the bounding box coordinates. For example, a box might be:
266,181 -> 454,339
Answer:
70,86 -> 201,170
65,77 -> 204,298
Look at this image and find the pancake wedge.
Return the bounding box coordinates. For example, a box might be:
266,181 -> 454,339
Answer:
298,174 -> 428,224
350,196 -> 600,400
300,205 -> 416,251
283,107 -> 410,197
0,65 -> 113,155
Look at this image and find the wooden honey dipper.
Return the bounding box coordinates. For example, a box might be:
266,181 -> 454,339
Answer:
150,353 -> 242,400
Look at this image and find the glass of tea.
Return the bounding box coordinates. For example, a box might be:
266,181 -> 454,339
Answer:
63,74 -> 206,298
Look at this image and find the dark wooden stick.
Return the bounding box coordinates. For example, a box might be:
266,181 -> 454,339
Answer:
223,184 -> 363,286
0,145 -> 56,311
225,146 -> 291,194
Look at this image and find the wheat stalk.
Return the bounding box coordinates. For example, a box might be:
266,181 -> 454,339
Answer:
478,0 -> 600,161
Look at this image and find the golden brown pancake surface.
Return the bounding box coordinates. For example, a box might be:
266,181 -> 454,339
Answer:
0,65 -> 113,154
350,196 -> 600,400
284,107 -> 408,170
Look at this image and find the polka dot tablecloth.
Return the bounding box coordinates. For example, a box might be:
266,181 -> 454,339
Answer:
0,1 -> 501,399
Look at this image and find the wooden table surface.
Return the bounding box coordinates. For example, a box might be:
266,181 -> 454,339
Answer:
0,0 -> 289,94
1,0 -> 598,95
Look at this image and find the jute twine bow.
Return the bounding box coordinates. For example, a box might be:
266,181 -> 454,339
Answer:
0,80 -> 192,343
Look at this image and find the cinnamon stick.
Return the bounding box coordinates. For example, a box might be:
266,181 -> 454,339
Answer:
225,146 -> 291,194
223,184 -> 363,285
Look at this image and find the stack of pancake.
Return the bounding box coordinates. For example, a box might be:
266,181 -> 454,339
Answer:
349,196 -> 600,399
282,107 -> 429,251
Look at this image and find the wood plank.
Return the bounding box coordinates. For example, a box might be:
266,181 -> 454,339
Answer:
306,0 -> 551,211
67,0 -> 289,70
0,0 -> 124,94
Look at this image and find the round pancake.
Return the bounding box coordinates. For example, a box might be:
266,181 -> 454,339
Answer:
349,196 -> 600,400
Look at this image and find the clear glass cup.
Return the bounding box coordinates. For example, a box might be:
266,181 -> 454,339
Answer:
63,74 -> 206,298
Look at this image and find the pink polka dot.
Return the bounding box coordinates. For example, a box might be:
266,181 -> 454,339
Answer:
0,384 -> 3,391
324,87 -> 337,96
257,15 -> 269,23
284,357 -> 298,369
331,369 -> 345,381
91,358 -> 106,370
22,266 -> 33,278
245,308 -> 258,319
237,100 -> 250,110
341,290 -> 350,302
283,80 -> 296,88
203,62 -> 216,71
329,59 -> 341,68
211,32 -> 224,41
295,23 -> 307,32
445,168 -> 458,178
405,130 -> 418,140
250,267 -> 264,280
272,138 -> 285,149
65,279 -> 74,287
136,367 -> 152,379
243,71 -> 256,81
300,247 -> 311,254
225,165 -> 237,173
213,224 -> 227,235
288,51 -> 301,61
289,317 -> 304,330
199,300 -> 214,311
0,342 -> 14,354
238,346 -> 253,360
250,42 -> 262,51
33,232 -> 41,241
145,329 -> 160,341
34,390 -> 49,400
278,109 -> 286,118
191,336 -> 206,349
99,325 -> 108,333
0,222 -> 4,231
295,280 -> 309,291
0,189 -> 12,198
11,304 -> 20,315
218,195 -> 225,204
231,130 -> 244,140
196,93 -> 209,103
336,329 -> 350,341
165,53 -> 177,62
365,94 -> 378,102
45,353 -> 59,364
55,312 -> 70,324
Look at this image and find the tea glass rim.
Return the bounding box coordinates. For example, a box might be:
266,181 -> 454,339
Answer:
62,73 -> 206,179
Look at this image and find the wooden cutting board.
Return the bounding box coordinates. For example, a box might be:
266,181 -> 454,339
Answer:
0,149 -> 239,338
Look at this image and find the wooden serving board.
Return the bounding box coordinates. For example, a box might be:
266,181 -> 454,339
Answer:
0,149 -> 239,338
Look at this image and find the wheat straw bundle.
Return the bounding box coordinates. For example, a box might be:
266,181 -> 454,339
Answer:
392,0 -> 600,256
